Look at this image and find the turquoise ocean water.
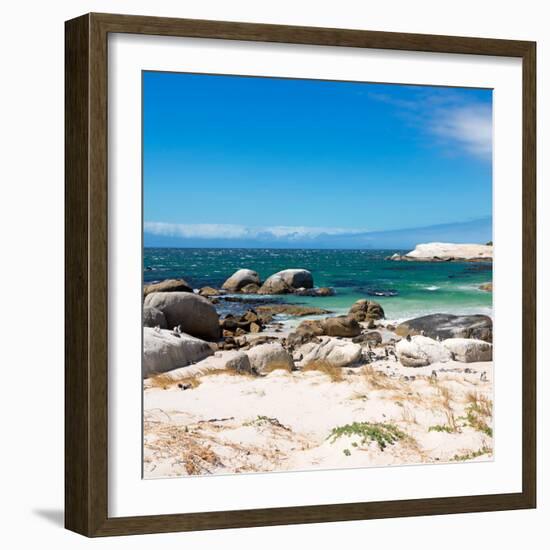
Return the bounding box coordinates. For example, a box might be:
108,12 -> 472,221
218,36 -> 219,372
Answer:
144,248 -> 492,322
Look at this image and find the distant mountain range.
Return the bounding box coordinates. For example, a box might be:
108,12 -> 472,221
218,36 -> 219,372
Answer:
143,216 -> 492,250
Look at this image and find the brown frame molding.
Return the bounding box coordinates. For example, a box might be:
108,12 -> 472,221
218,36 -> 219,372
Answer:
65,12 -> 536,537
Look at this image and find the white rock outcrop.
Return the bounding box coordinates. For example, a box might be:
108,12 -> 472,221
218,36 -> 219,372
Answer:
143,328 -> 214,378
396,335 -> 452,367
298,337 -> 362,368
246,343 -> 295,374
392,242 -> 493,262
443,338 -> 493,363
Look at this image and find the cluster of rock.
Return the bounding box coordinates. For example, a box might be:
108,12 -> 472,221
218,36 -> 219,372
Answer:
388,242 -> 493,263
219,309 -> 266,338
395,335 -> 492,367
141,273 -> 494,379
286,299 -> 385,348
221,268 -> 332,296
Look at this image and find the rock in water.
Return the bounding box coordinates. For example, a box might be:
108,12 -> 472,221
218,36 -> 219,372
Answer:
143,305 -> 167,329
443,338 -> 493,362
258,269 -> 314,294
396,313 -> 492,342
144,291 -> 220,341
198,286 -> 219,297
322,316 -> 362,337
143,278 -> 193,297
222,269 -> 261,292
299,338 -> 362,368
240,283 -> 261,294
246,343 -> 295,374
390,242 -> 493,262
396,335 -> 452,367
348,299 -> 385,321
143,328 -> 214,377
479,282 -> 493,292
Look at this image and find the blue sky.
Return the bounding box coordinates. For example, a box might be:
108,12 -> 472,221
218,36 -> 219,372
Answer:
143,72 -> 492,248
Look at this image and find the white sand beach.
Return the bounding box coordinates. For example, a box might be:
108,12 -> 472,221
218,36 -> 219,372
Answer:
143,323 -> 493,478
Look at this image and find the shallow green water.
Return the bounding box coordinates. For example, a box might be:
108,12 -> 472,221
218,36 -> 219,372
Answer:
144,248 -> 492,321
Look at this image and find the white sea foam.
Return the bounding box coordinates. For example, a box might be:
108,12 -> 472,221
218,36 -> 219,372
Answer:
425,285 -> 440,291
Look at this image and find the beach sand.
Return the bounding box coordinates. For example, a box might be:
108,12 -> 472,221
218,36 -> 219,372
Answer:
143,324 -> 493,478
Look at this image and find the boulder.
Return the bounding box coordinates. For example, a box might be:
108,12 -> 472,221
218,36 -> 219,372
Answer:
352,331 -> 382,345
294,287 -> 335,297
286,330 -> 321,349
246,343 -> 295,374
225,351 -> 254,374
396,335 -> 452,367
479,282 -> 493,292
144,292 -> 220,341
443,338 -> 493,362
258,269 -> 313,294
198,286 -> 219,297
240,283 -> 261,294
143,305 -> 167,329
143,278 -> 193,297
222,269 -> 261,292
396,313 -> 493,342
143,328 -> 214,377
299,338 -> 362,368
322,316 -> 362,337
315,287 -> 334,297
348,299 -> 385,321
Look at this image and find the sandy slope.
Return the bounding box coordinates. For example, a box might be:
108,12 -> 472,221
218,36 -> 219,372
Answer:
144,356 -> 493,478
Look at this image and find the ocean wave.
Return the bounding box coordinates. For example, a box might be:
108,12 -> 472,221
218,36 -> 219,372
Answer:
425,285 -> 439,291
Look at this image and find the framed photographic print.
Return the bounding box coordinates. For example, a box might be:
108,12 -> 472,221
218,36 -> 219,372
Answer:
65,13 -> 536,537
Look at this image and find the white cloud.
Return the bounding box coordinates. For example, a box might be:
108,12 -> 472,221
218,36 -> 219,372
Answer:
144,222 -> 365,241
368,90 -> 493,160
430,105 -> 492,159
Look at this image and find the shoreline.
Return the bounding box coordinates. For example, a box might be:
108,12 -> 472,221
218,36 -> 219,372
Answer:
142,247 -> 494,477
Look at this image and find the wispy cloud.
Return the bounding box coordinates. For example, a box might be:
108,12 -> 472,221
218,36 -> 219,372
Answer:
144,222 -> 366,241
369,88 -> 492,160
430,105 -> 492,159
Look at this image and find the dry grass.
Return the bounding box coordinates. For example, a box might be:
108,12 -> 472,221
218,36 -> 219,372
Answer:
201,368 -> 257,380
363,366 -> 402,391
148,373 -> 202,390
303,360 -> 344,382
399,404 -> 419,425
183,439 -> 223,475
465,391 -> 493,417
148,366 -> 257,390
423,381 -> 460,432
261,361 -> 294,375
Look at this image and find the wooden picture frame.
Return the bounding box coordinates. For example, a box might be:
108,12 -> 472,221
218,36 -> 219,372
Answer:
65,12 -> 536,537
